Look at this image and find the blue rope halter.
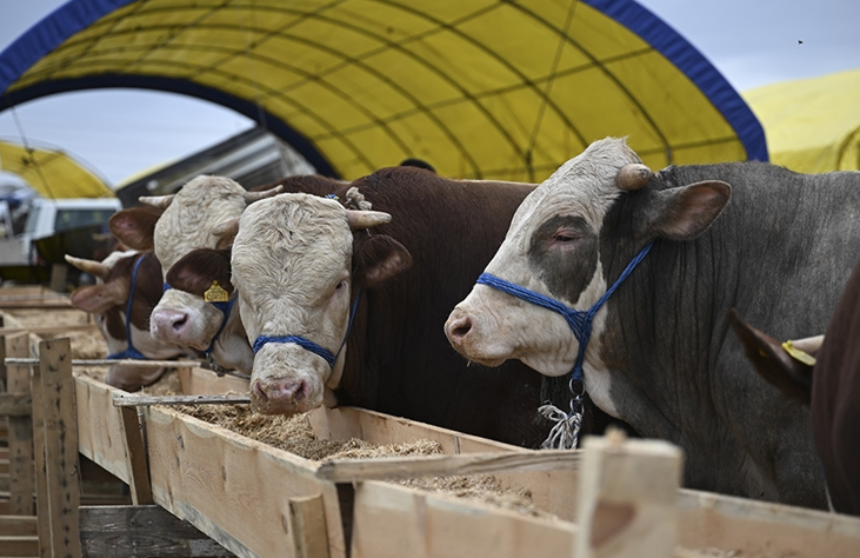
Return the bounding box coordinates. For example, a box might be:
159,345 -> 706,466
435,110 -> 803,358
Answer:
162,282 -> 237,356
253,287 -> 362,369
475,242 -> 653,448
107,255 -> 148,360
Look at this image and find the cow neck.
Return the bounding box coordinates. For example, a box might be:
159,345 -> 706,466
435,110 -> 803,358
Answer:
475,241 -> 654,449
252,287 -> 362,371
108,255 -> 149,361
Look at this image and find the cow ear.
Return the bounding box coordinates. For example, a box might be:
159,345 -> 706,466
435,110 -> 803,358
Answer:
70,283 -> 125,314
109,207 -> 162,251
353,235 -> 412,288
166,248 -> 234,296
727,309 -> 812,405
645,180 -> 730,241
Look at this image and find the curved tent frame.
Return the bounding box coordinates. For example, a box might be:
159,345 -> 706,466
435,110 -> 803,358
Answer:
0,0 -> 767,182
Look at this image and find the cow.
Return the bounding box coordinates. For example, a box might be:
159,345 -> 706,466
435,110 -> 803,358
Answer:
729,266 -> 860,516
108,175 -> 286,374
211,167 -> 557,447
443,137 -> 860,508
66,249 -> 188,391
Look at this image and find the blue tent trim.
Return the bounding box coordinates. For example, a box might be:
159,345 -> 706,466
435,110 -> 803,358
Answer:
0,0 -> 136,92
1,74 -> 338,177
583,0 -> 768,162
0,0 -> 768,166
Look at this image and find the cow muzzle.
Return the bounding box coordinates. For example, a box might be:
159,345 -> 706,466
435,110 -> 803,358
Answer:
251,376 -> 313,415
444,306 -> 507,367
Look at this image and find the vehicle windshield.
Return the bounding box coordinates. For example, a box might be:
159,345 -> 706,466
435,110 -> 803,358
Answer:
54,208 -> 116,234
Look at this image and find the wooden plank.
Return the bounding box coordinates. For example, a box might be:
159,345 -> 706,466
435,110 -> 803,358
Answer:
75,374 -> 132,483
288,495 -> 330,558
350,480 -> 576,558
677,489 -> 860,558
145,405 -> 348,558
38,338 -> 82,558
5,333 -> 34,516
29,361 -> 50,558
178,366 -> 249,396
573,433 -> 682,558
0,324 -> 101,335
79,505 -> 234,558
0,534 -> 39,556
114,394 -> 251,407
316,451 -> 579,482
0,514 -> 37,535
49,263 -> 68,293
120,406 -> 153,505
309,406 -> 526,454
0,392 -> 31,416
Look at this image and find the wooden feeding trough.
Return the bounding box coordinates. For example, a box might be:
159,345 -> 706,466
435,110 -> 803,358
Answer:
1,291 -> 859,558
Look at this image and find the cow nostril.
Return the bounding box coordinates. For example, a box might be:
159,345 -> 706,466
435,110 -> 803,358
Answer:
252,380 -> 268,401
449,316 -> 473,340
171,314 -> 188,332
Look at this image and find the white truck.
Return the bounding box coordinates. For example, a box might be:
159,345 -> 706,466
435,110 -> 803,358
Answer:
0,197 -> 122,282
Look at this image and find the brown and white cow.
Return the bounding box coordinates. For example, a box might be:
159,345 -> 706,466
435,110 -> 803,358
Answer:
66,249 -> 189,391
444,137 -> 860,508
219,168 -> 556,447
729,262 -> 860,516
109,175 -> 283,374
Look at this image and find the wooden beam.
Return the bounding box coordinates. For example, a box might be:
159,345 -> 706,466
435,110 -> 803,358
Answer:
78,505 -> 234,558
6,333 -> 35,516
0,392 -> 31,416
113,394 -> 250,407
573,431 -> 683,558
38,338 -> 83,558
316,450 -> 580,482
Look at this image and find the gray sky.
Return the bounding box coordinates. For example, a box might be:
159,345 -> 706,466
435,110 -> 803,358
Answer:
1,0 -> 858,186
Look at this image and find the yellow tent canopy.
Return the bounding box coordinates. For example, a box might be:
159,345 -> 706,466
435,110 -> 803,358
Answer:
0,0 -> 766,182
0,140 -> 112,198
743,68 -> 860,174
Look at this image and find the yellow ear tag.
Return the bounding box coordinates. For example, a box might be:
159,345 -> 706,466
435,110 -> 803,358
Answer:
203,280 -> 229,303
781,340 -> 817,366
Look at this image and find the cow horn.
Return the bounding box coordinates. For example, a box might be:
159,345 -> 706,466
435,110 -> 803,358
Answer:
346,210 -> 392,230
244,185 -> 283,204
616,163 -> 652,191
139,194 -> 175,209
212,217 -> 240,238
64,254 -> 110,279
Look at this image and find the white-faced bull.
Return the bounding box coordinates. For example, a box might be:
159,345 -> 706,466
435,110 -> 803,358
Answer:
223,168 -> 557,447
445,137 -> 860,508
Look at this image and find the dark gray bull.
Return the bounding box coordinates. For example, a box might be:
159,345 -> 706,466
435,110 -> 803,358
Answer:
445,137 -> 860,508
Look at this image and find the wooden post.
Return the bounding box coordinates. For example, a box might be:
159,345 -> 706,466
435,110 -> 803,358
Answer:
49,263 -> 68,293
289,494 -> 331,558
4,333 -> 34,515
574,431 -> 683,558
30,359 -> 50,558
119,406 -> 153,505
38,338 -> 83,558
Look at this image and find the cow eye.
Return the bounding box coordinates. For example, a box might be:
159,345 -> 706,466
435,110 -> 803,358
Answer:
335,281 -> 346,291
552,231 -> 578,243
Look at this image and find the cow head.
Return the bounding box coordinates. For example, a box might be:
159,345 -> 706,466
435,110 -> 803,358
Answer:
229,193 -> 408,415
109,175 -> 280,372
66,250 -> 183,391
445,138 -> 730,395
